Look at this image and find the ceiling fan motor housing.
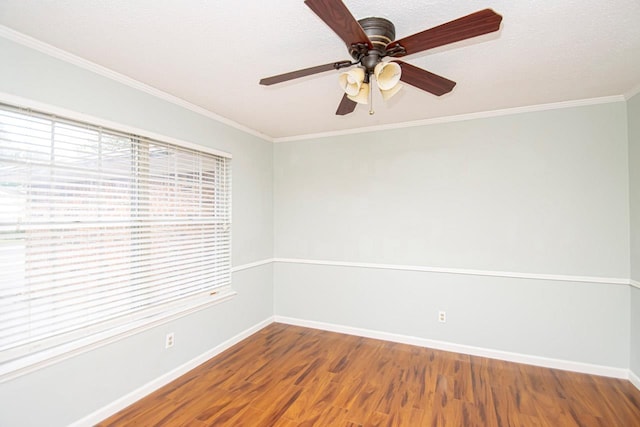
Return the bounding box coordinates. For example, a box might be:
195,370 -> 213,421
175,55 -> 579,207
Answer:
359,17 -> 396,49
351,17 -> 396,72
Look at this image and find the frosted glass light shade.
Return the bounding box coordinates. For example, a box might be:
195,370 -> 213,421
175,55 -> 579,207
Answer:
374,62 -> 402,91
347,82 -> 370,104
380,83 -> 403,101
338,67 -> 366,96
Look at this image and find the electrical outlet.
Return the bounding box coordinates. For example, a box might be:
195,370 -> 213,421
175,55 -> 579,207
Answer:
438,311 -> 446,323
165,332 -> 175,348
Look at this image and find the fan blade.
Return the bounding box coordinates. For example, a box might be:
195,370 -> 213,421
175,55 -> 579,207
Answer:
336,93 -> 357,115
260,61 -> 351,85
388,9 -> 502,57
305,0 -> 373,48
392,61 -> 456,96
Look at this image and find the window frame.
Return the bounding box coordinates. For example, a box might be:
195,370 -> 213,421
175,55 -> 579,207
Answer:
0,96 -> 234,382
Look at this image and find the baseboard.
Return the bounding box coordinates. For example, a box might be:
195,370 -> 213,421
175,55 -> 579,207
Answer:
630,370 -> 640,391
70,316 -> 275,427
274,316 -> 629,380
71,314 -> 638,426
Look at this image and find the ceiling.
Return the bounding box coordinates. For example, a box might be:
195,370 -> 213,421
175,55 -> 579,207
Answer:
1,0 -> 639,140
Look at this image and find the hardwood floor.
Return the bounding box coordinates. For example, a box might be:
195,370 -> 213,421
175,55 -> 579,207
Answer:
98,323 -> 640,426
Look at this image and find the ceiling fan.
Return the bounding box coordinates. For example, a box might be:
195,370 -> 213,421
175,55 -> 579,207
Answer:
259,0 -> 503,115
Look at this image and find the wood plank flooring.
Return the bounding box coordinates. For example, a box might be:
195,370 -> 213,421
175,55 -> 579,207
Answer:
98,323 -> 640,426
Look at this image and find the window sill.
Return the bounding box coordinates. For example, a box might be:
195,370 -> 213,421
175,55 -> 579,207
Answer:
0,288 -> 236,383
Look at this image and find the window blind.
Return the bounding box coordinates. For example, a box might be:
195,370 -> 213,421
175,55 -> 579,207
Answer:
0,103 -> 231,364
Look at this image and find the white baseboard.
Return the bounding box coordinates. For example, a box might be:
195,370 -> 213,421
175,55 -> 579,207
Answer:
70,316 -> 274,427
274,316 -> 629,380
71,314 -> 639,427
630,370 -> 640,391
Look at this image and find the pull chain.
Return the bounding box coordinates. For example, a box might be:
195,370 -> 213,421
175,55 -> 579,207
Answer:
369,74 -> 375,115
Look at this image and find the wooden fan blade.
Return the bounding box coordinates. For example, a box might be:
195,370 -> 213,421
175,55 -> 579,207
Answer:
305,0 -> 373,48
260,61 -> 350,85
388,9 -> 502,57
392,61 -> 456,96
336,93 -> 357,115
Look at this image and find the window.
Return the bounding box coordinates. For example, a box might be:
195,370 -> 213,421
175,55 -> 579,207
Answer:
0,103 -> 232,371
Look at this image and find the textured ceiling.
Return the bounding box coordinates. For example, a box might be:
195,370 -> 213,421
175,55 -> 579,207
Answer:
1,0 -> 639,140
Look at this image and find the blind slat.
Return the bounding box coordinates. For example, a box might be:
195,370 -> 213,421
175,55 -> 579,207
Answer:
0,102 -> 232,363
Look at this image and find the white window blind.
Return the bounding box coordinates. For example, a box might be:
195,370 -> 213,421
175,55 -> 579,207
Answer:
0,103 -> 231,365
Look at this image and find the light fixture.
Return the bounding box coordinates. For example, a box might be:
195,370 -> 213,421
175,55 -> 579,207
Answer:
338,61 -> 402,106
338,67 -> 366,96
380,83 -> 403,101
374,62 -> 401,91
347,81 -> 370,104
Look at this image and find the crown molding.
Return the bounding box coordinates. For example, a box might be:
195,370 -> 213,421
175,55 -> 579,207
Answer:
274,95 -> 626,142
625,84 -> 640,100
0,25 -> 273,143
2,25 -> 635,144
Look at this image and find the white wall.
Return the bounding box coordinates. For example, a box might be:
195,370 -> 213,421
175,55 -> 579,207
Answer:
274,103 -> 631,369
0,37 -> 274,426
629,92 -> 640,378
